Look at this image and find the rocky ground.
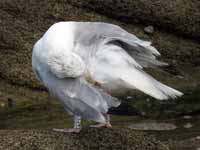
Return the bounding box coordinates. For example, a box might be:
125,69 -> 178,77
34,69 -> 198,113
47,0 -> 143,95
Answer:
0,128 -> 169,150
68,0 -> 200,40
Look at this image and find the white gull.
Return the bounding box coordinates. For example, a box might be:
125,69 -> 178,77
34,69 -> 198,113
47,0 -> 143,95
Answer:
32,21 -> 183,133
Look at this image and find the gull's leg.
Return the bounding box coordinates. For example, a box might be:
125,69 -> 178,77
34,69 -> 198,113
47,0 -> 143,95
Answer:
53,115 -> 81,133
105,114 -> 112,128
90,114 -> 112,128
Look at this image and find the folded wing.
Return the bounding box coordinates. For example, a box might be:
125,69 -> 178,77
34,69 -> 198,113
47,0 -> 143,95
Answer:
86,23 -> 183,100
45,49 -> 120,122
47,51 -> 85,78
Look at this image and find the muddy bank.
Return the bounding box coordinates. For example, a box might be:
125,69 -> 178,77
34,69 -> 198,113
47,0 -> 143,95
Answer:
69,0 -> 200,40
0,128 -> 169,150
0,0 -> 200,91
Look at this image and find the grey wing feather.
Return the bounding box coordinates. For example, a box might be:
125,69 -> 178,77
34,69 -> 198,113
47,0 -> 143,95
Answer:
102,27 -> 168,68
77,79 -> 108,114
60,95 -> 106,123
77,79 -> 120,112
106,39 -> 168,68
75,22 -> 167,68
97,89 -> 121,108
51,77 -> 120,123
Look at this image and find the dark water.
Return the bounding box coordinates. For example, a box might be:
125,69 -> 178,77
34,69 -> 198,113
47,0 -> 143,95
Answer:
0,101 -> 200,150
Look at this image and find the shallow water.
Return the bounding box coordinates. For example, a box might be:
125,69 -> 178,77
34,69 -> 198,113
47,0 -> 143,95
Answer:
0,101 -> 200,150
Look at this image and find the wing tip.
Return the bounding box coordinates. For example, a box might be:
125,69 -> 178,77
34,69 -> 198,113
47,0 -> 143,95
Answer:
156,89 -> 184,100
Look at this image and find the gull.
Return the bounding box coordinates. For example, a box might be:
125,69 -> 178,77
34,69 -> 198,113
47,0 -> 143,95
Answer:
32,22 -> 183,133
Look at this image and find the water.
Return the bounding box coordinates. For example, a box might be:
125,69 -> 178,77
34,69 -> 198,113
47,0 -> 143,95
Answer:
0,80 -> 200,149
0,101 -> 200,149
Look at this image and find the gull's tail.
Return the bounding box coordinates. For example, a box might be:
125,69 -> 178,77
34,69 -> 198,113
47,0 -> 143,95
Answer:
121,69 -> 183,100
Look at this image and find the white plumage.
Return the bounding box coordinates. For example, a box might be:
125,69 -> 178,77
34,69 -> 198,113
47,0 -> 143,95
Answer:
32,21 -> 183,125
47,51 -> 85,78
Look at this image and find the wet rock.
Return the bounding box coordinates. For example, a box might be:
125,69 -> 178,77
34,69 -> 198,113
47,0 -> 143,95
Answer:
0,96 -> 8,108
68,0 -> 200,40
183,123 -> 193,129
129,122 -> 177,131
167,136 -> 200,150
126,95 -> 133,100
183,115 -> 192,119
108,101 -> 142,116
144,26 -> 154,34
196,136 -> 200,140
0,128 -> 169,150
0,102 -> 5,108
7,98 -> 16,108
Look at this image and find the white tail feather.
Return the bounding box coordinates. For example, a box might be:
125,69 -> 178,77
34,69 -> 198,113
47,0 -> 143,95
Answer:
122,69 -> 183,100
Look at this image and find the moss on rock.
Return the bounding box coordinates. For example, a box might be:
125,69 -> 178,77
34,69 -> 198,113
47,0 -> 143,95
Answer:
0,128 -> 169,150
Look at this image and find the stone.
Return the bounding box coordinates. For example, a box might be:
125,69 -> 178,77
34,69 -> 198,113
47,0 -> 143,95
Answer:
183,123 -> 193,129
196,136 -> 200,140
144,26 -> 154,34
183,115 -> 192,119
128,122 -> 177,131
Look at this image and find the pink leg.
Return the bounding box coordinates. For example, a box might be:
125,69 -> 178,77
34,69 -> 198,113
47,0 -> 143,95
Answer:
90,114 -> 112,128
53,128 -> 81,133
53,115 -> 81,133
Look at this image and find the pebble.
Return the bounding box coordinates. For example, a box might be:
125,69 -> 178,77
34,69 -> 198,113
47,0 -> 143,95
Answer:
176,75 -> 184,79
144,26 -> 154,34
183,115 -> 192,119
140,112 -> 146,116
196,136 -> 200,140
183,123 -> 193,128
146,98 -> 150,102
129,122 -> 177,131
126,96 -> 133,100
0,102 -> 5,107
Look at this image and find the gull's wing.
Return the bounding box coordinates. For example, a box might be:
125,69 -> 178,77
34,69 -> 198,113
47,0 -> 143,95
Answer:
42,44 -> 120,122
32,37 -> 120,123
73,22 -> 182,100
46,48 -> 120,109
104,36 -> 168,68
75,22 -> 167,68
101,23 -> 168,68
90,41 -> 183,100
47,77 -> 120,123
47,51 -> 85,78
